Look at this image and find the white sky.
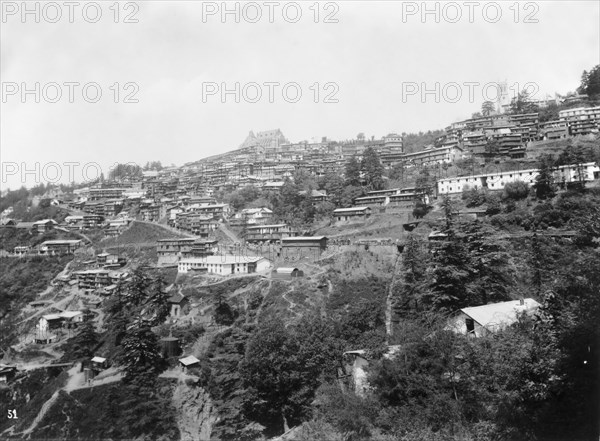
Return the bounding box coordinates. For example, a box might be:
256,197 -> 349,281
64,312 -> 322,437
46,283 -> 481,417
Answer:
1,0 -> 599,189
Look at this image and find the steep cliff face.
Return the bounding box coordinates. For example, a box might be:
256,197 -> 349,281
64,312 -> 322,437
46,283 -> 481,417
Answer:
172,381 -> 215,441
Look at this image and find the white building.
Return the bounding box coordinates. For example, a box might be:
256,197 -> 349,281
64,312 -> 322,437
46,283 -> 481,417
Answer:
38,310 -> 84,332
445,298 -> 541,337
437,162 -> 600,195
178,255 -> 270,275
233,207 -> 273,224
558,105 -> 600,120
402,145 -> 465,167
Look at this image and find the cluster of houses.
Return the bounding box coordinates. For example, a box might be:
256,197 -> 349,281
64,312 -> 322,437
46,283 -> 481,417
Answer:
155,233 -> 329,275
434,105 -> 600,162
12,239 -> 84,257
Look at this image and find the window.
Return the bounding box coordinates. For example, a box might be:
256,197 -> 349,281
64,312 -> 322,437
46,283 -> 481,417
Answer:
466,318 -> 475,334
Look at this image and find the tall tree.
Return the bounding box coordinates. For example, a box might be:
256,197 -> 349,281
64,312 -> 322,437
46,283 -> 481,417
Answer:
533,154 -> 556,199
126,268 -> 152,306
68,309 -> 99,359
361,147 -> 384,191
345,156 -> 362,187
577,64 -> 600,98
509,89 -> 539,115
482,100 -> 495,116
319,172 -> 346,207
147,275 -> 170,326
121,323 -> 164,388
240,318 -> 305,434
393,235 -> 429,315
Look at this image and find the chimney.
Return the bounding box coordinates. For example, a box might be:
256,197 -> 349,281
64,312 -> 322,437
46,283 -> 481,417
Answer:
519,298 -> 525,306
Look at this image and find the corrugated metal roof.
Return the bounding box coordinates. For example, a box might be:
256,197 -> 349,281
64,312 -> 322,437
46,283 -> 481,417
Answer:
461,298 -> 541,328
179,355 -> 200,366
274,267 -> 299,274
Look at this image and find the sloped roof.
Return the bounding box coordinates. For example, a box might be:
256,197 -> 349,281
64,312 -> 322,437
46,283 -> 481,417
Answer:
167,292 -> 186,304
461,298 -> 541,329
333,207 -> 369,213
274,267 -> 299,274
15,222 -> 35,229
179,355 -> 200,366
33,219 -> 58,225
281,236 -> 327,242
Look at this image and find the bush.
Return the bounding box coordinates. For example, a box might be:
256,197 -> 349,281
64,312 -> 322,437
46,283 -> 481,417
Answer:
412,201 -> 431,219
503,181 -> 530,200
462,187 -> 486,207
485,193 -> 502,215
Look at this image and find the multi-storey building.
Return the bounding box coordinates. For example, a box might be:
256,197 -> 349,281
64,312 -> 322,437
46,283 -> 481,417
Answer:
178,255 -> 270,275
39,240 -> 83,255
559,106 -> 600,136
437,162 -> 600,195
89,187 -> 126,201
245,224 -> 297,243
157,238 -> 198,265
333,207 -> 372,222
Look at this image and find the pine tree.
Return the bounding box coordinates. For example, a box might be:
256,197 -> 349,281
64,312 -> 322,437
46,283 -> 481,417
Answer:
121,323 -> 164,388
68,309 -> 99,359
394,235 -> 428,314
126,268 -> 152,306
361,147 -> 384,191
534,155 -> 556,199
345,156 -> 361,187
148,275 -> 170,326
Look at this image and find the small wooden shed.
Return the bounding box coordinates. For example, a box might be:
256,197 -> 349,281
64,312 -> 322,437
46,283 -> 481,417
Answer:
179,355 -> 200,371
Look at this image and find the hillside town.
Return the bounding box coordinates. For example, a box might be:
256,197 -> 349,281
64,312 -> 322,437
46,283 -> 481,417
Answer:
2,78 -> 600,439
1,1 -> 600,438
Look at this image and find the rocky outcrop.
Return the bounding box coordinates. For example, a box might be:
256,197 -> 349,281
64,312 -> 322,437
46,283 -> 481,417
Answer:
172,381 -> 215,441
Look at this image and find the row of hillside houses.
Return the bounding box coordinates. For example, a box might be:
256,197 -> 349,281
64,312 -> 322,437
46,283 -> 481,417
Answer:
434,106 -> 600,160
437,162 -> 600,195
0,219 -> 58,233
176,236 -> 329,274
13,239 -> 83,256
32,111 -> 598,217
332,187 -> 430,224
2,215 -> 132,238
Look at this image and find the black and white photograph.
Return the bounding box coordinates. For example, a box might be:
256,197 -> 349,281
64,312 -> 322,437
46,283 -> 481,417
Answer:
1,1 -> 599,440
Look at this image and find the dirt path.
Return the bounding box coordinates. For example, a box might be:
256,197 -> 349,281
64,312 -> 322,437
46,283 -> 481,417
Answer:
133,220 -> 196,238
18,364 -> 124,437
218,222 -> 240,244
20,390 -> 60,436
17,291 -> 78,325
385,252 -> 403,341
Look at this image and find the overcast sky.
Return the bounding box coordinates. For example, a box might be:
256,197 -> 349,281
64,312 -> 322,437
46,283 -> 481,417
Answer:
1,0 -> 599,189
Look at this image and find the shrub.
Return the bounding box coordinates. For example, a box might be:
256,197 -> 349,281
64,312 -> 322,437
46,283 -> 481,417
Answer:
462,187 -> 486,207
413,201 -> 431,219
485,193 -> 502,215
503,180 -> 530,200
